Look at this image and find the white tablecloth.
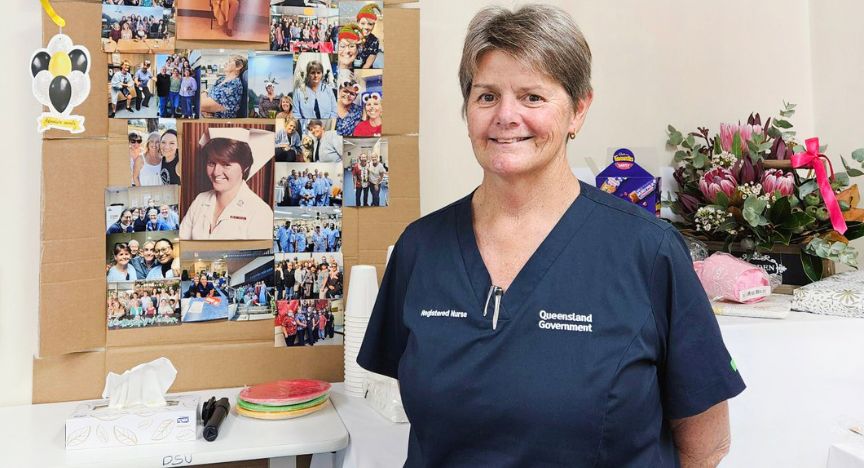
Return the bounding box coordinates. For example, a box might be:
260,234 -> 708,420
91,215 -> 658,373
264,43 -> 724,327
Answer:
829,439 -> 864,468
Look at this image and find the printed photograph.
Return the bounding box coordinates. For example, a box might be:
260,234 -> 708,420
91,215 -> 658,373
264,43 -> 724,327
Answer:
274,207 -> 342,253
107,280 -> 182,330
270,6 -> 338,53
335,69 -> 381,136
198,50 -> 249,118
274,252 -> 343,300
175,0 -> 270,42
343,137 -> 388,206
274,298 -> 343,347
291,52 -> 338,119
179,122 -> 275,240
101,3 -> 176,53
106,232 -> 180,283
127,118 -> 181,185
180,249 -> 275,322
338,1 -> 383,70
247,52 -> 294,118
155,50 -> 201,119
105,185 -> 180,236
108,53 -> 158,118
274,162 -> 343,208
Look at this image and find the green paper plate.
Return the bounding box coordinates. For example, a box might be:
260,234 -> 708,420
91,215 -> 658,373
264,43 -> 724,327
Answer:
237,394 -> 329,413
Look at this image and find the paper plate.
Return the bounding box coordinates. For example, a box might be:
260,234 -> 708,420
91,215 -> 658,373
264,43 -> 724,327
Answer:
236,399 -> 328,420
237,394 -> 329,413
239,379 -> 332,406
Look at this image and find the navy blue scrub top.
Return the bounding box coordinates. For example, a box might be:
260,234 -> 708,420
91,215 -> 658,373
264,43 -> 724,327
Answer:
357,182 -> 745,468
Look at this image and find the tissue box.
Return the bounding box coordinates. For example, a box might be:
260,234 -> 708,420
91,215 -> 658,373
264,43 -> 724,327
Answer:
595,148 -> 661,216
791,270 -> 864,318
65,395 -> 198,450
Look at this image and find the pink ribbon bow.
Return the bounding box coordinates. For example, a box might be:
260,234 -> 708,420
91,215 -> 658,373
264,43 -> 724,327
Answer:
791,137 -> 847,235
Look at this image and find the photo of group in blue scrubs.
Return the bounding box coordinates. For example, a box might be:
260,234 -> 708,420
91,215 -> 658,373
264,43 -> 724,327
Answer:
274,208 -> 342,254
274,162 -> 344,207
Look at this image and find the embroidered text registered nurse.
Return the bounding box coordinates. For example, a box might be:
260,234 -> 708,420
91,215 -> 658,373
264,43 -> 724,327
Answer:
179,137 -> 273,240
357,4 -> 745,467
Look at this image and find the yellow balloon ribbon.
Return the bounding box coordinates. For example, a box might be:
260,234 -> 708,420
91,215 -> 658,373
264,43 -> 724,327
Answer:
40,0 -> 66,28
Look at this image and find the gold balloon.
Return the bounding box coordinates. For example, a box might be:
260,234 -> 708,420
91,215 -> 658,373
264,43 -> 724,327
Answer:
49,52 -> 71,77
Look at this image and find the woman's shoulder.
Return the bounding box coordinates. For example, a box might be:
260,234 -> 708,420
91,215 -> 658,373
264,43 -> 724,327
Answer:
399,194 -> 471,248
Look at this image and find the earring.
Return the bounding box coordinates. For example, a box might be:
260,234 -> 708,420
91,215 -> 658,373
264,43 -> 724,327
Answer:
568,132 -> 576,140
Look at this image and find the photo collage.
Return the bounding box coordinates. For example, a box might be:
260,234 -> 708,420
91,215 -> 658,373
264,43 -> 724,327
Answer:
102,0 -> 384,348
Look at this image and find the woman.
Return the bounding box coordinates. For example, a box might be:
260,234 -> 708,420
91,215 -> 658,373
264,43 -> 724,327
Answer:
200,55 -> 246,118
275,95 -> 294,119
292,60 -> 337,119
179,68 -> 197,118
356,6 -> 744,467
355,4 -> 381,69
109,22 -> 122,42
275,116 -> 301,162
120,22 -> 134,40
179,137 -> 273,240
128,293 -> 143,318
323,263 -> 342,299
159,129 -> 180,185
106,209 -> 135,234
352,91 -> 382,137
300,264 -> 314,299
168,68 -> 181,117
146,238 -> 178,280
133,132 -> 164,186
107,242 -> 138,282
335,78 -> 362,136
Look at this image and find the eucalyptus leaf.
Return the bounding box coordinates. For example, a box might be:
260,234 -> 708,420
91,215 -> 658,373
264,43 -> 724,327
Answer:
774,119 -> 793,129
797,180 -> 818,198
780,211 -> 815,229
801,252 -> 824,282
669,131 -> 683,146
834,172 -> 851,186
852,148 -> 864,163
674,150 -> 688,162
693,152 -> 708,169
841,155 -> 864,177
768,127 -> 782,139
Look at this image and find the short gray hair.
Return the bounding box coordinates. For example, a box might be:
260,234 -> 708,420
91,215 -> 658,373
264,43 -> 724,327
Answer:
458,4 -> 592,115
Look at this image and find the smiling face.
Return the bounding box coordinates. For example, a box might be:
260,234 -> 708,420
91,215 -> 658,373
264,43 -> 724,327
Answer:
358,18 -> 375,37
364,96 -> 381,119
338,39 -> 358,67
141,242 -> 155,262
120,210 -> 133,225
114,247 -> 131,266
160,132 -> 177,157
466,50 -> 590,178
154,240 -> 173,264
206,156 -> 244,193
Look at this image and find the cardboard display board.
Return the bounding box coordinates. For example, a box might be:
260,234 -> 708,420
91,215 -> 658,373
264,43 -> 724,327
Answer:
35,2 -> 419,403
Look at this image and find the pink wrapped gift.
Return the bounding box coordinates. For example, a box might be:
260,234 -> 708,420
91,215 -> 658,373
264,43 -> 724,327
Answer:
693,252 -> 771,303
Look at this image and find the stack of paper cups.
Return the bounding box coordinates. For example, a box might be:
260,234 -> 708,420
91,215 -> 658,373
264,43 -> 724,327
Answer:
343,265 -> 379,397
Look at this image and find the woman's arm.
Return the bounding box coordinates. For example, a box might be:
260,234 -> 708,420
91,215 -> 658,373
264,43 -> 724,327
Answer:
669,401 -> 731,468
199,92 -> 225,113
362,54 -> 377,69
131,155 -> 143,186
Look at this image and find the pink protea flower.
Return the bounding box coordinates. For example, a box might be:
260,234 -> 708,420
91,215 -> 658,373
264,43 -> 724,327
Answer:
700,167 -> 738,202
761,169 -> 794,197
719,123 -> 764,151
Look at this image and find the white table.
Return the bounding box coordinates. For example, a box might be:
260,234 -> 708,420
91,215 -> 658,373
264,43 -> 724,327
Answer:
311,384 -> 409,468
0,387 -> 349,467
718,312 -> 864,467
325,313 -> 864,468
829,438 -> 864,468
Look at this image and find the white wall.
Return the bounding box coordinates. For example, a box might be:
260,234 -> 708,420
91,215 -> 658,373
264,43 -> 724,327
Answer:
1,0 -> 43,406
809,0 -> 864,264
1,0 -> 861,407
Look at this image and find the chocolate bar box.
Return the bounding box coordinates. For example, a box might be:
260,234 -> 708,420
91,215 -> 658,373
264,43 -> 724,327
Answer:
595,148 -> 661,217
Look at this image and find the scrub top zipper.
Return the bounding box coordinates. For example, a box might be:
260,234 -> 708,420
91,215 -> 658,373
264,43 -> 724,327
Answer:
483,285 -> 504,330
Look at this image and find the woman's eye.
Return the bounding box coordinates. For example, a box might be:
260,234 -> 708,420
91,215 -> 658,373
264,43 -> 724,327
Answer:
526,94 -> 543,103
478,93 -> 495,103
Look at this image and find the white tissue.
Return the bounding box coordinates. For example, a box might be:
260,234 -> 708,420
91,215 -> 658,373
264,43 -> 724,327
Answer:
101,357 -> 178,409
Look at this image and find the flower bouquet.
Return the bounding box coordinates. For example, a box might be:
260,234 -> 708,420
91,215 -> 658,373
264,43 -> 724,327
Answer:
666,102 -> 864,282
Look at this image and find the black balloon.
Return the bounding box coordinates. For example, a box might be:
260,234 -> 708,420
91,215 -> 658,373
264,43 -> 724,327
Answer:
68,48 -> 88,73
49,75 -> 72,113
31,51 -> 50,77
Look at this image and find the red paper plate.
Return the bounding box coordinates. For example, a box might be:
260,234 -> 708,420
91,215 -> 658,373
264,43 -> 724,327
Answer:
239,379 -> 332,406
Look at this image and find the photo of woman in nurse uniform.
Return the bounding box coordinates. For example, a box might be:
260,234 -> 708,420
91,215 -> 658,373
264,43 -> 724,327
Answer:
180,125 -> 275,240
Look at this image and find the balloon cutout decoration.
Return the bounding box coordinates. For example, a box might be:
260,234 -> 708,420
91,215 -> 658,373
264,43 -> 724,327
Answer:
30,34 -> 91,133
